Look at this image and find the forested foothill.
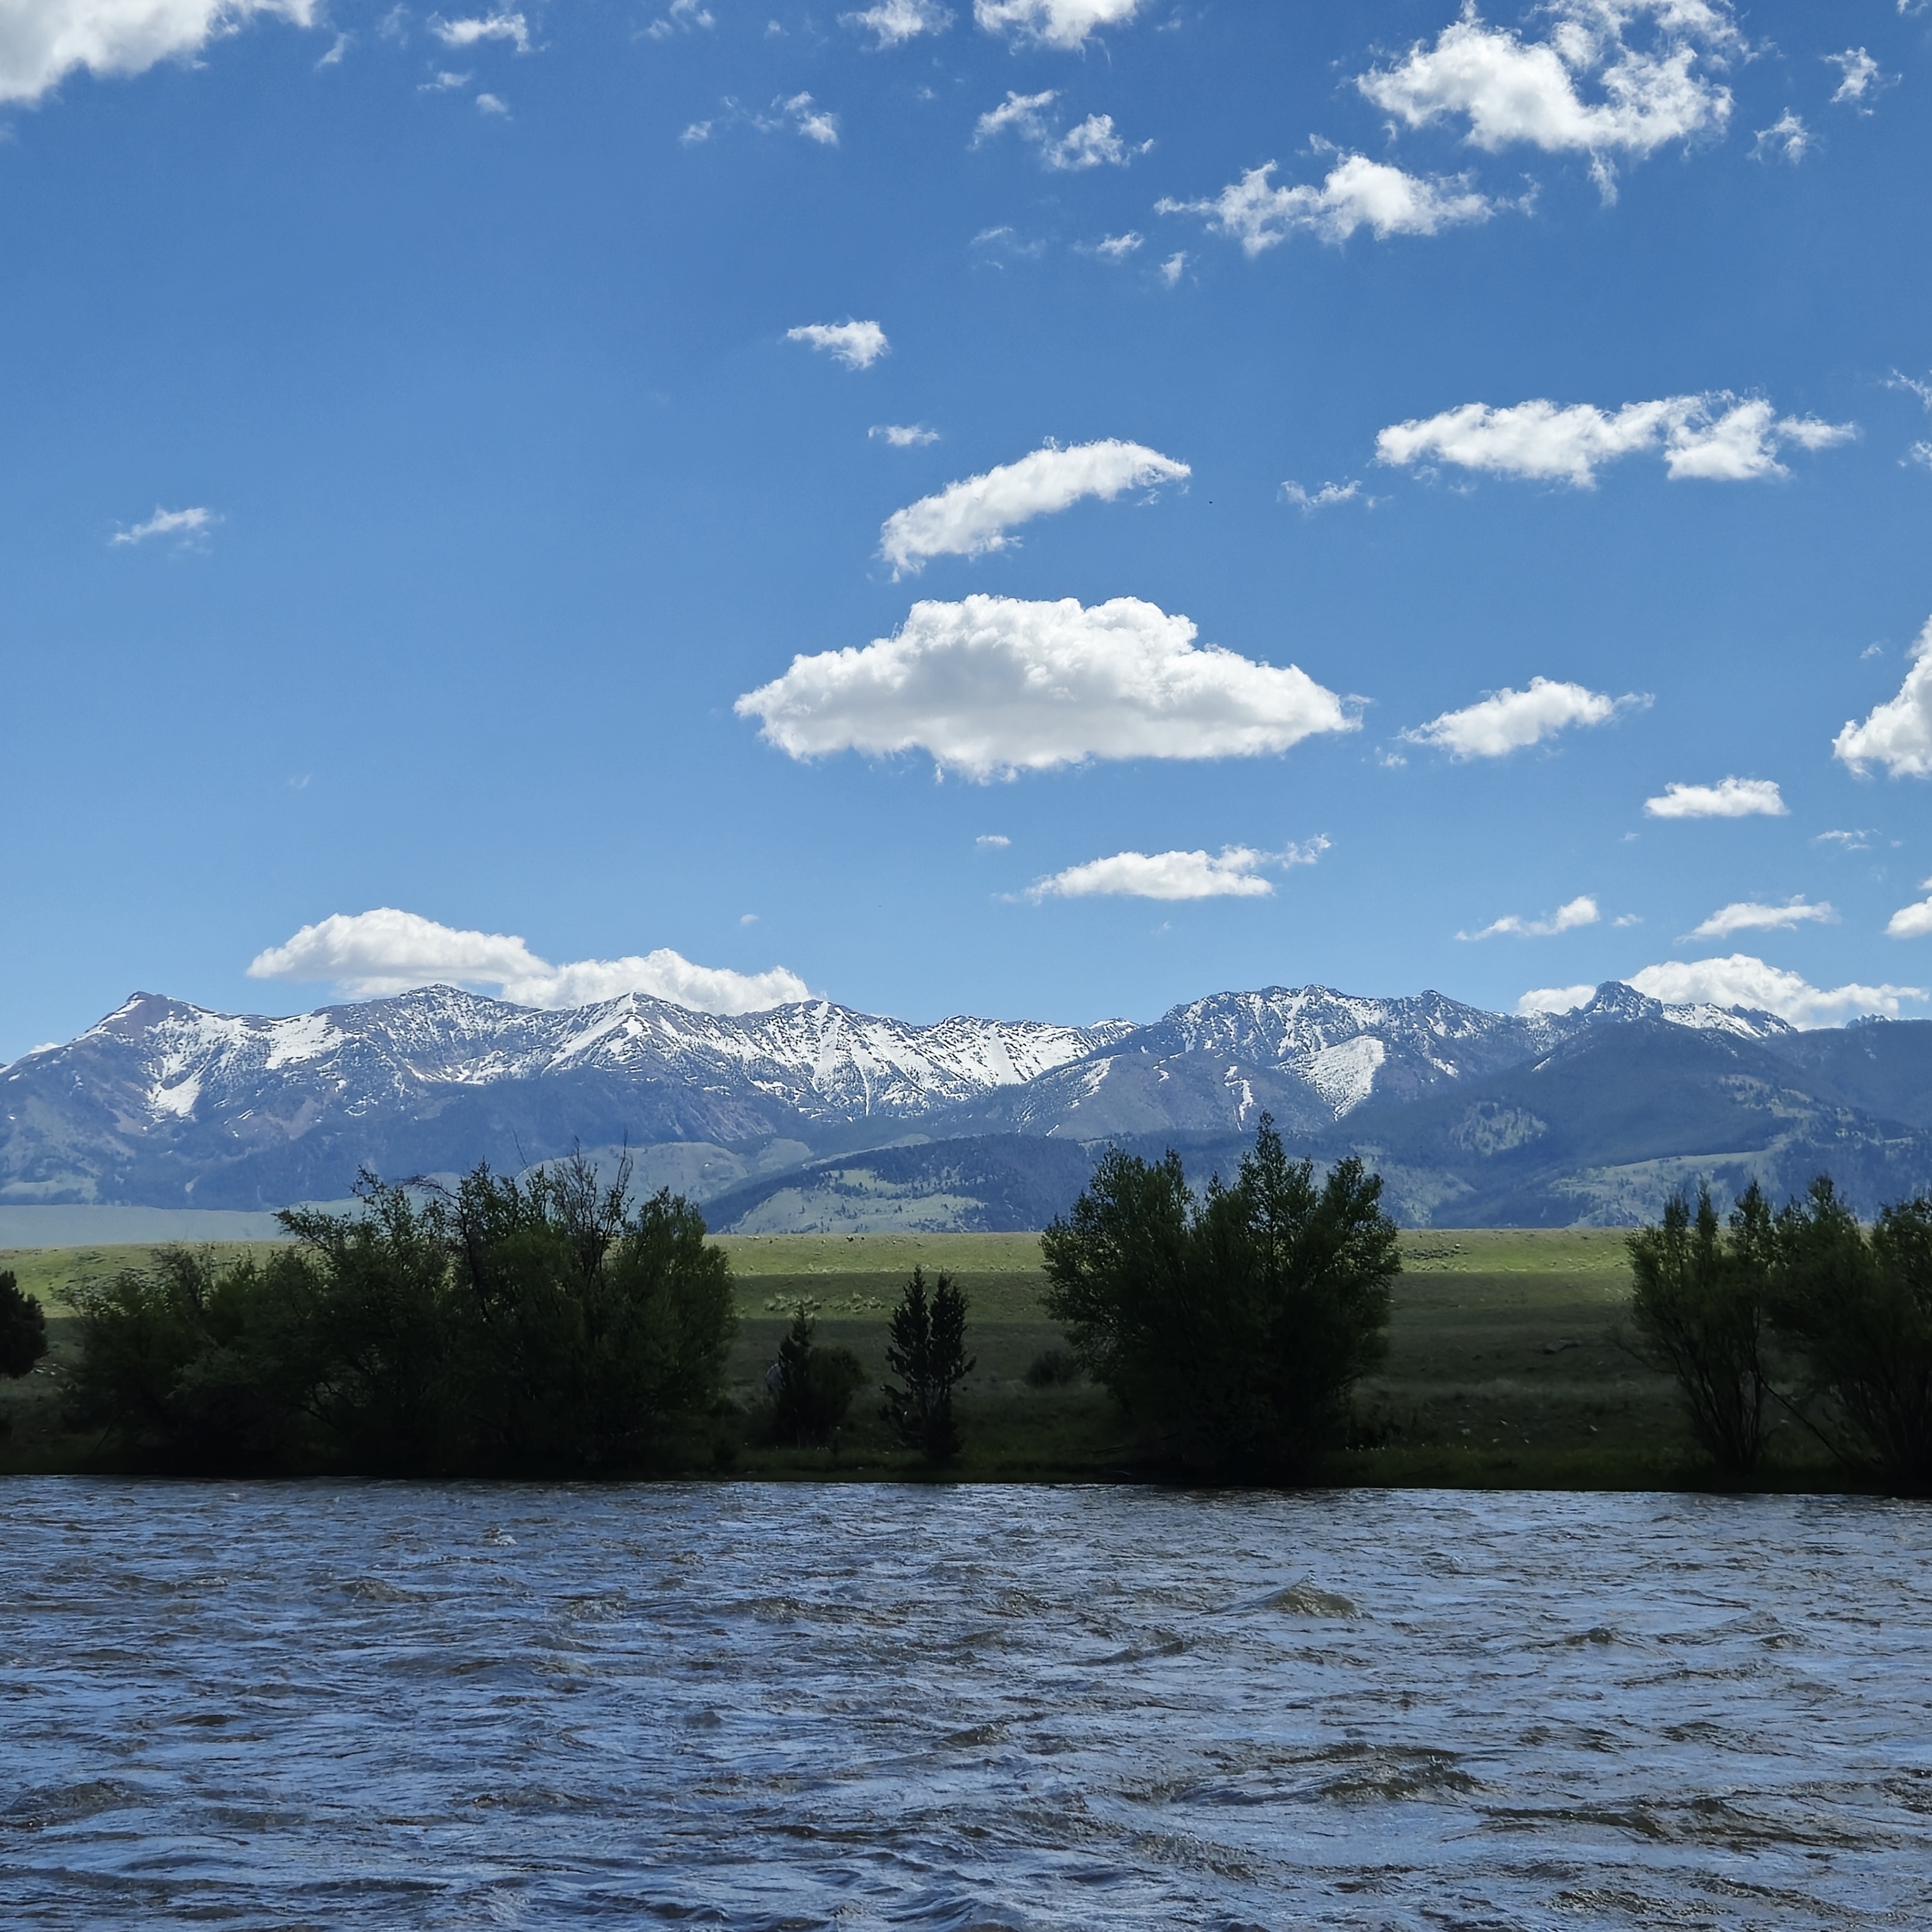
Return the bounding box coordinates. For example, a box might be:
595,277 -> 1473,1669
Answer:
2,1122 -> 1929,1490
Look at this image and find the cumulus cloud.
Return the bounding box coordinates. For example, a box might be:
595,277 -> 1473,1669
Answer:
841,0 -> 950,47
1158,156 -> 1493,255
432,11 -> 527,50
1686,897 -> 1837,940
1357,0 -> 1739,200
1751,111 -> 1811,164
475,89 -> 507,113
974,0 -> 1144,51
248,909 -> 810,1015
1091,231 -> 1142,259
870,423 -> 939,447
1460,895 -> 1600,941
1835,616 -> 1932,778
975,833 -> 1010,848
735,594 -> 1355,780
1376,393 -> 1855,487
973,90 -> 1148,169
787,319 -> 887,369
111,504 -> 215,546
0,0 -> 319,104
1644,776 -> 1787,819
879,438 -> 1188,574
1404,677 -> 1634,757
1627,954 -> 1924,1027
1028,838 -> 1328,903
1158,252 -> 1187,286
1517,983 -> 1597,1015
1888,881 -> 1932,939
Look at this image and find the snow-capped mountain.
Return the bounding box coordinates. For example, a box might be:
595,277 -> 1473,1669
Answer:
0,977 -> 1866,1217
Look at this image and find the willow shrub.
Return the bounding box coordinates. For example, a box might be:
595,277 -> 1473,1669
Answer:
1042,1116 -> 1398,1481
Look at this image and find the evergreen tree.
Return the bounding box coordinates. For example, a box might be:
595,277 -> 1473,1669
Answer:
882,1266 -> 974,1462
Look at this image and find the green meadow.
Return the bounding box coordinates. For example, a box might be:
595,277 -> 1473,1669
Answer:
0,1229 -> 1840,1486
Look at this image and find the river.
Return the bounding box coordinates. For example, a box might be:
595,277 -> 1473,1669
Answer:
3,1480 -> 1928,1928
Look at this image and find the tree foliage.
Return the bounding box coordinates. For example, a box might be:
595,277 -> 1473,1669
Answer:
64,1152 -> 737,1475
0,1269 -> 50,1381
768,1305 -> 866,1447
881,1266 -> 973,1463
1041,1117 -> 1399,1480
1770,1178 -> 1932,1493
1626,1182 -> 1776,1480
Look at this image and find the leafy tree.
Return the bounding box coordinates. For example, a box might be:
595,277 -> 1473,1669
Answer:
1042,1116 -> 1399,1480
769,1304 -> 866,1447
64,1248 -> 306,1470
0,1270 -> 48,1380
1770,1178 -> 1932,1492
882,1266 -> 974,1462
1626,1182 -> 1776,1479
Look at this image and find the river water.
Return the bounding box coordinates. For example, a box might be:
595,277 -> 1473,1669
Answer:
3,1481 -> 1929,1929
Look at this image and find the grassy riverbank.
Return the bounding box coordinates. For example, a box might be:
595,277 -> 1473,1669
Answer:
0,1230 -> 1842,1486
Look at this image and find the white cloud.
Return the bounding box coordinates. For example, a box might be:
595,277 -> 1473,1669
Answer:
974,0 -> 1145,51
1159,156 -> 1493,256
1825,47 -> 1885,107
973,90 -> 1147,170
1518,983 -> 1597,1015
1357,0 -> 1739,201
1376,392 -> 1856,487
475,89 -> 507,113
0,0 -> 318,104
975,833 -> 1010,848
1092,231 -> 1142,259
786,319 -> 888,369
316,30 -> 346,63
1911,443 -> 1932,472
1892,370 -> 1932,412
734,594 -> 1355,780
1281,479 -> 1362,511
1751,111 -> 1811,164
879,437 -> 1188,575
1888,881 -> 1932,939
1813,828 -> 1873,852
764,91 -> 839,144
1686,897 -> 1837,940
111,504 -> 214,546
248,909 -> 810,1015
1644,776 -> 1787,819
1627,954 -> 1925,1027
1405,677 -> 1632,757
432,11 -> 527,51
420,68 -> 470,89
1460,895 -> 1600,941
1835,616 -> 1932,778
1158,252 -> 1187,286
644,0 -> 713,37
841,0 -> 950,47
1029,839 -> 1328,903
870,423 -> 939,447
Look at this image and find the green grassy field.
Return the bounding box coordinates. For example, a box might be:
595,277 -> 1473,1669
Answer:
0,1229 -> 1838,1486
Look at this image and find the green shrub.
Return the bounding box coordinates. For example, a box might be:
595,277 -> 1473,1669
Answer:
1023,1346 -> 1082,1388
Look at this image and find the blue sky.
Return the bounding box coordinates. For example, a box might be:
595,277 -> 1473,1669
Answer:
4,0 -> 1932,1058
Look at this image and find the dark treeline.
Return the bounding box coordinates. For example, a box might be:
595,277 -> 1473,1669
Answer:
64,1154 -> 738,1476
1629,1177 -> 1932,1491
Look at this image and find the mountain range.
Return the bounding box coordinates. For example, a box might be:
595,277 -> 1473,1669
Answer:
3,980 -> 1929,1230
